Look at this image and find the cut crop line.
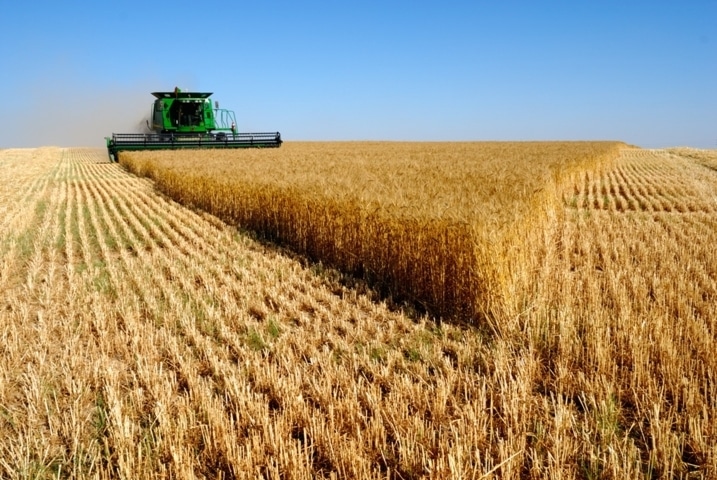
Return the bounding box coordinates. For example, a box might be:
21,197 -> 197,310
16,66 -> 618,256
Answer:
100,173 -> 257,310
106,174 -> 240,266
77,158 -> 143,305
64,171 -> 83,289
18,165 -> 66,305
613,164 -> 643,212
0,177 -> 48,235
623,152 -> 716,213
75,159 -> 264,473
75,156 -> 227,468
108,176 -> 340,344
72,152 -> 219,462
617,164 -> 660,212
79,154 -> 183,322
35,150 -> 70,309
0,158 -> 56,240
70,163 -> 104,290
78,153 -> 233,341
76,151 -> 188,319
116,185 -> 251,303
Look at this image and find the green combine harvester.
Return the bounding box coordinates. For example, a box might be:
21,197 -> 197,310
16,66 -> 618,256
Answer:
106,88 -> 281,162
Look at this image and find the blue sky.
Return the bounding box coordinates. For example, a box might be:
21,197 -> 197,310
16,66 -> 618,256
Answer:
1,1 -> 715,148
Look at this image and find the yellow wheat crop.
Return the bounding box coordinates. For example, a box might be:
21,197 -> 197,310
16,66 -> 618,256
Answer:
121,141 -> 624,322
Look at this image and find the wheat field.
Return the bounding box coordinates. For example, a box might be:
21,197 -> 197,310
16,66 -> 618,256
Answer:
0,145 -> 715,478
120,142 -> 623,322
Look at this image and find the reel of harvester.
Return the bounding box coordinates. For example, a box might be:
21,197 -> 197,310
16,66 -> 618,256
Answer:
105,89 -> 281,162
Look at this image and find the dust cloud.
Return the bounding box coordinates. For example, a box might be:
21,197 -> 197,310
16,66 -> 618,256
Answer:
0,75 -> 191,148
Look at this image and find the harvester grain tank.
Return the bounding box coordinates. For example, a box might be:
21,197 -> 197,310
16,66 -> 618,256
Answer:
105,88 -> 281,162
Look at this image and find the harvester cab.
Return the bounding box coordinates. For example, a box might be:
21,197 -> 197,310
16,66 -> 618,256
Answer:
106,88 -> 281,162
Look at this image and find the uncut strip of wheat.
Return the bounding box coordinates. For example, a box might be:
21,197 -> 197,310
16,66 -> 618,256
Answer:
121,141 -> 623,321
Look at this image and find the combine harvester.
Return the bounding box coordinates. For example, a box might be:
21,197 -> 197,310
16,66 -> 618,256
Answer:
106,88 -> 281,162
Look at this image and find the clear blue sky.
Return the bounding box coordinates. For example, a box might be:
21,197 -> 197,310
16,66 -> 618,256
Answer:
1,1 -> 715,148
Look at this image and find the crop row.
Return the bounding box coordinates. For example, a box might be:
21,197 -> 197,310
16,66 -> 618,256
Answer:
568,148 -> 717,213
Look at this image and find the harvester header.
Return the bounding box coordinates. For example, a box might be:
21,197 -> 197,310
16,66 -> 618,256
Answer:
105,88 -> 281,162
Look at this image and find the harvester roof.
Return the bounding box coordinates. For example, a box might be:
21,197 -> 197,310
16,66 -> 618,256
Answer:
151,92 -> 213,99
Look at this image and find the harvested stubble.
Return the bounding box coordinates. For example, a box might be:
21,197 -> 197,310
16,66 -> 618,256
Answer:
3,146 -> 717,478
121,141 -> 624,321
666,147 -> 717,171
